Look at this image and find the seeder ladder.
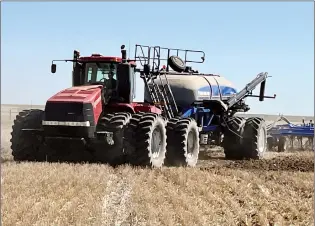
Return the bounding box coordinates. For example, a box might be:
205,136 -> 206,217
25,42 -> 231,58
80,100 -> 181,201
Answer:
157,72 -> 179,118
137,45 -> 178,119
145,75 -> 175,119
151,46 -> 178,119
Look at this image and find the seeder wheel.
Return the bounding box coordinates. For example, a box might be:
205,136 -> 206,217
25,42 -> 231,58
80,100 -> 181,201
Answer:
222,116 -> 246,160
165,118 -> 200,167
242,117 -> 267,159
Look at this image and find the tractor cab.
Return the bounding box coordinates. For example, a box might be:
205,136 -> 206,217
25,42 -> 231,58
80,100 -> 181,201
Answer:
51,45 -> 136,104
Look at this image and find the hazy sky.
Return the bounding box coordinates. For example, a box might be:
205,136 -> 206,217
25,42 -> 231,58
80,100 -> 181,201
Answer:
2,2 -> 314,116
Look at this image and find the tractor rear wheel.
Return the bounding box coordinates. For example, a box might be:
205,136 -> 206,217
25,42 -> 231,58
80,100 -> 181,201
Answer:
165,118 -> 200,167
95,112 -> 131,166
242,117 -> 267,159
10,109 -> 46,161
222,116 -> 246,160
126,113 -> 167,167
278,136 -> 287,152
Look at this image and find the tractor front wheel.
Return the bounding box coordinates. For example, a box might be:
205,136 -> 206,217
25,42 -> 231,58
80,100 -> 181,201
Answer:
94,112 -> 131,166
10,109 -> 46,161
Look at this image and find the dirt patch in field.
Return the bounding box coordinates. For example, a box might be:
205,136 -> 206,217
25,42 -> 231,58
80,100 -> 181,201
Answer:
223,155 -> 314,172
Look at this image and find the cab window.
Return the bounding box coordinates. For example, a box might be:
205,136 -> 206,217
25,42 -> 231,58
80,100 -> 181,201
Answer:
85,62 -> 117,83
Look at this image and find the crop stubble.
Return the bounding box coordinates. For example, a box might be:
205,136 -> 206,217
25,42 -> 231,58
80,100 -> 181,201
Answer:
1,115 -> 314,226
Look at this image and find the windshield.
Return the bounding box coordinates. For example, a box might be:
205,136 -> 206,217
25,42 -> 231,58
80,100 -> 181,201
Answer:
85,62 -> 117,84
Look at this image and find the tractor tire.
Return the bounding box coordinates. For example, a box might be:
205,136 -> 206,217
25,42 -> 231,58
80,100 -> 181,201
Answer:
277,136 -> 287,152
165,118 -> 200,167
123,113 -> 144,157
222,116 -> 246,160
168,56 -> 186,72
95,112 -> 131,166
126,113 -> 167,167
10,109 -> 46,161
241,117 -> 267,159
96,113 -> 115,129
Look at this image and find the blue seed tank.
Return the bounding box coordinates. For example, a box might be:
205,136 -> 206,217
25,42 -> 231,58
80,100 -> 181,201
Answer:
144,74 -> 238,106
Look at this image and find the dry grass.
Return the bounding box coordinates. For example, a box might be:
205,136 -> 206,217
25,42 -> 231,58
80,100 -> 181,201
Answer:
1,115 -> 314,226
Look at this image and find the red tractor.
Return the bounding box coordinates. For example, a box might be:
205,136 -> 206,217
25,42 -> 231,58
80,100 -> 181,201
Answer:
11,45 -> 170,167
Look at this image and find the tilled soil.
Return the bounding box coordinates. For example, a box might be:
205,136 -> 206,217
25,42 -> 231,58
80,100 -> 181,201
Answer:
198,154 -> 314,172
198,148 -> 314,172
223,155 -> 314,172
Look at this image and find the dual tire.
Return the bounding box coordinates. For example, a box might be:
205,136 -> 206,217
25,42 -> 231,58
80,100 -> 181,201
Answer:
124,114 -> 200,167
124,113 -> 167,167
223,116 -> 267,160
95,112 -> 131,165
10,109 -> 46,161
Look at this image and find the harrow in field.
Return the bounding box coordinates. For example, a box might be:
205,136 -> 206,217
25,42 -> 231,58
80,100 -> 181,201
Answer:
266,115 -> 314,152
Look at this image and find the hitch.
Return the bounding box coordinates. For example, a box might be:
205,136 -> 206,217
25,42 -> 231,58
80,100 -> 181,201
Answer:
246,94 -> 276,99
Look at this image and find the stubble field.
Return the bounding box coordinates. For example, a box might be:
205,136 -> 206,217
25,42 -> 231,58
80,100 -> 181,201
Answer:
1,105 -> 314,226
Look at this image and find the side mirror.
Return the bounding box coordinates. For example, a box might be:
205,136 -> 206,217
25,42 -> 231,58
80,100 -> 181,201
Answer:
51,64 -> 56,73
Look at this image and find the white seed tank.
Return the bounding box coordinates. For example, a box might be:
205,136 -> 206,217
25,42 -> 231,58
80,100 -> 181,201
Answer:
144,74 -> 238,106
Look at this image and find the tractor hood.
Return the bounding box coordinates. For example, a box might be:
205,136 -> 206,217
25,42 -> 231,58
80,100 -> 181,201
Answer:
47,85 -> 103,104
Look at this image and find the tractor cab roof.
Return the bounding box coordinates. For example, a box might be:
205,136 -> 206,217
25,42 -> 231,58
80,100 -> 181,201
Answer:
78,54 -> 136,66
79,54 -> 122,62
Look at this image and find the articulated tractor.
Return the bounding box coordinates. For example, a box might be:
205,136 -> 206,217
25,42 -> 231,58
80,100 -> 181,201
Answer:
10,44 -> 275,167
